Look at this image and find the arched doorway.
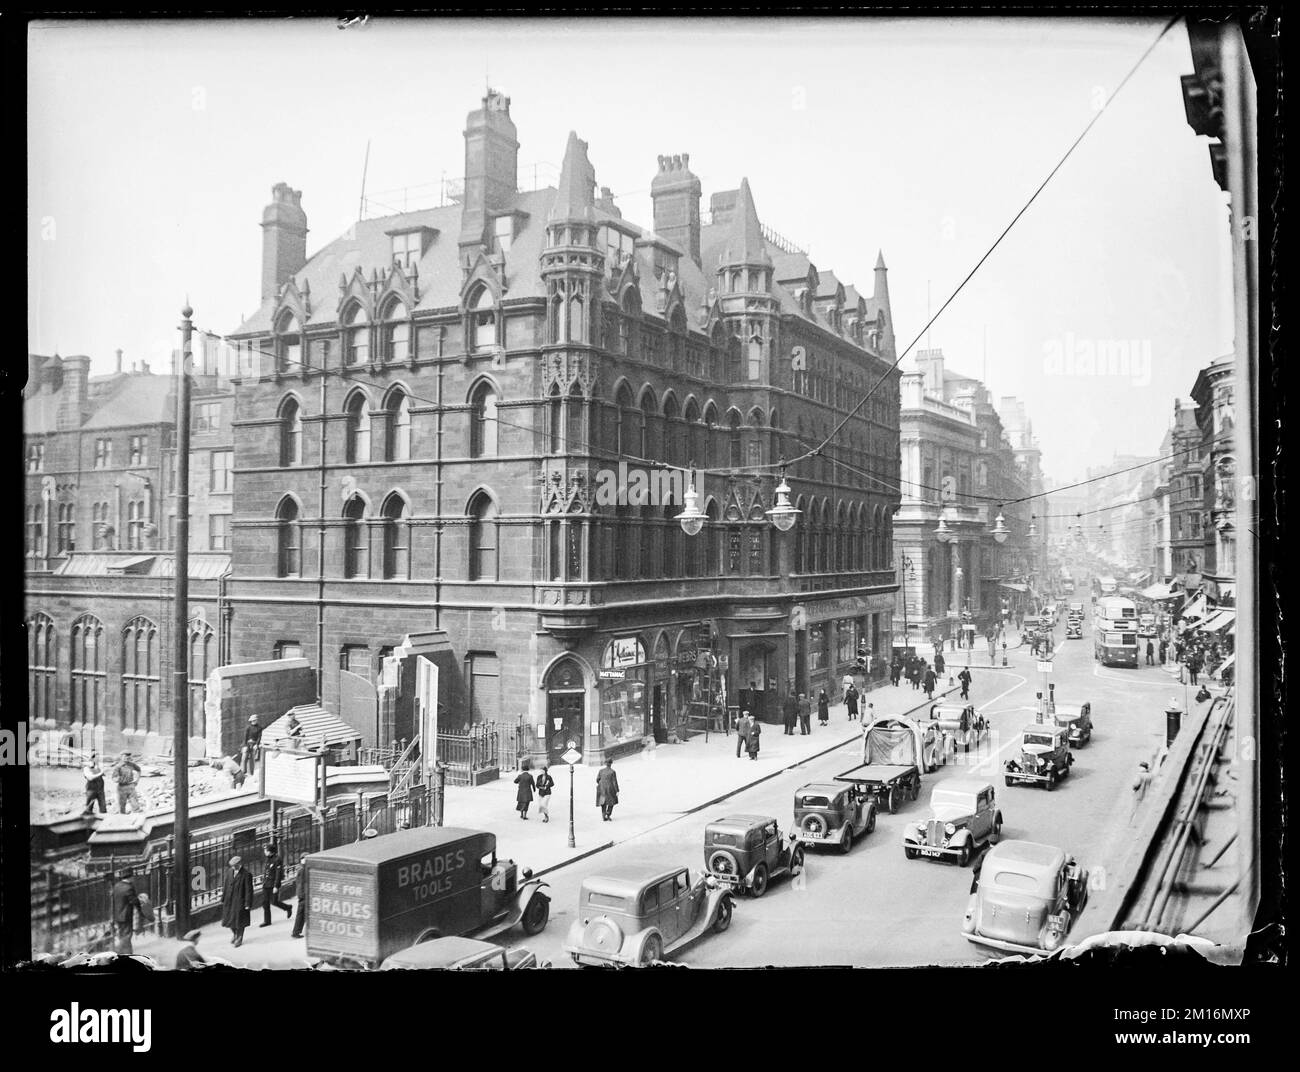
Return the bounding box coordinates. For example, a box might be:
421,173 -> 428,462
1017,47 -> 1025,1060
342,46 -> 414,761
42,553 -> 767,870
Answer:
544,658 -> 586,765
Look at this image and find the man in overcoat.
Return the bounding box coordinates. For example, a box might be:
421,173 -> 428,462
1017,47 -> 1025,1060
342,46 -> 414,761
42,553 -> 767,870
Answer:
111,868 -> 142,955
221,855 -> 255,947
596,759 -> 620,822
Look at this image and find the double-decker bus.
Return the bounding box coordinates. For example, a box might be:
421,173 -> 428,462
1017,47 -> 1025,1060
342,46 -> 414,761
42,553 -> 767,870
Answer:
1094,596 -> 1138,667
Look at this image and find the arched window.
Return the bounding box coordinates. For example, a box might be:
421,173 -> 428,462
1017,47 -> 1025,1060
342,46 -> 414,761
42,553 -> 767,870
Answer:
662,394 -> 680,466
468,492 -> 498,581
276,496 -> 300,577
381,493 -> 410,579
343,495 -> 368,579
121,616 -> 159,734
661,502 -> 678,578
793,497 -> 807,574
639,388 -> 658,461
70,614 -> 105,725
345,392 -> 371,463
27,613 -> 56,722
343,304 -> 369,366
728,411 -> 743,468
382,301 -> 409,363
619,289 -> 640,356
727,331 -> 743,383
276,312 -> 301,374
613,503 -> 634,580
567,292 -> 585,345
701,401 -> 718,468
385,389 -> 412,461
471,287 -> 496,352
670,306 -> 687,369
550,292 -> 567,345
615,383 -> 636,457
747,408 -> 765,469
704,499 -> 720,576
279,396 -> 303,467
188,619 -> 214,739
547,385 -> 562,454
469,381 -> 498,458
567,382 -> 584,453
747,329 -> 763,381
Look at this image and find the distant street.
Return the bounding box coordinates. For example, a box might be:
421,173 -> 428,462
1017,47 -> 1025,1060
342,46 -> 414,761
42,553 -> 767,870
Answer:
525,619 -> 1181,967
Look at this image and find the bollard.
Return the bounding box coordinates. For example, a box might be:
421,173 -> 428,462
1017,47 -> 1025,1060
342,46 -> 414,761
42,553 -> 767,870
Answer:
1165,705 -> 1182,747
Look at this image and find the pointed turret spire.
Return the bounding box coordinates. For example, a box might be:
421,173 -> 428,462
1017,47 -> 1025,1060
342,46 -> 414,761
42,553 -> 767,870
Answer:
551,131 -> 596,223
872,249 -> 895,360
875,249 -> 887,270
720,178 -> 770,267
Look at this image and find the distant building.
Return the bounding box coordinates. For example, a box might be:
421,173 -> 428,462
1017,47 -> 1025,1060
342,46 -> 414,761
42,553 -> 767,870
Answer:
1190,357 -> 1236,606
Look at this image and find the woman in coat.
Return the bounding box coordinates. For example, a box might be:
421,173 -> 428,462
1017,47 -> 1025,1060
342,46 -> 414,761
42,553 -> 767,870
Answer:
746,719 -> 762,760
817,689 -> 830,726
220,856 -> 255,947
843,684 -> 860,721
596,759 -> 619,821
514,765 -> 536,820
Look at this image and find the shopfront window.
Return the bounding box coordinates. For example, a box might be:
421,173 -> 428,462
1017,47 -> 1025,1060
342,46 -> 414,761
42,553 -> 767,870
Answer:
808,624 -> 828,674
836,620 -> 856,666
600,637 -> 648,749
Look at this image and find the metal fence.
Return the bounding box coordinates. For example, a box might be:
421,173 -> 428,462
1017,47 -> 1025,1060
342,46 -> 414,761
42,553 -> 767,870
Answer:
436,721 -> 523,785
31,783 -> 442,958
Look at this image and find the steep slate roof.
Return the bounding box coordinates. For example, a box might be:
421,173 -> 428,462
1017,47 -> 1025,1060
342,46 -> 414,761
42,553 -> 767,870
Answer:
52,552 -> 232,580
23,391 -> 60,435
80,375 -> 175,429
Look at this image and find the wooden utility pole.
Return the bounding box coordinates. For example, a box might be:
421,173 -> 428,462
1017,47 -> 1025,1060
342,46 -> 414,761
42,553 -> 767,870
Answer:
172,304 -> 193,935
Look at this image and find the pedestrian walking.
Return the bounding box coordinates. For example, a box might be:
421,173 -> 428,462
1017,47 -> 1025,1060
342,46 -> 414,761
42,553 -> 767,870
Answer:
242,715 -> 263,775
112,752 -> 141,814
596,758 -> 619,821
82,752 -> 107,815
1188,653 -> 1200,686
513,764 -> 536,820
1146,639 -> 1155,666
1130,760 -> 1153,821
922,665 -> 937,700
111,868 -> 142,955
797,692 -> 812,735
747,718 -> 762,761
843,682 -> 860,721
221,855 -> 255,947
174,929 -> 207,970
817,689 -> 830,726
735,710 -> 752,758
259,843 -> 292,927
934,652 -> 945,677
890,655 -> 902,686
291,854 -> 308,939
782,692 -> 798,736
1159,638 -> 1168,664
535,766 -> 555,822
958,666 -> 972,701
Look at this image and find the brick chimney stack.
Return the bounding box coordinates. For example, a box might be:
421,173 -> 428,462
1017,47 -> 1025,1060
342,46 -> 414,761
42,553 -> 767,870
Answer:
650,153 -> 702,268
458,89 -> 519,255
261,182 -> 308,303
56,354 -> 91,431
115,348 -> 123,374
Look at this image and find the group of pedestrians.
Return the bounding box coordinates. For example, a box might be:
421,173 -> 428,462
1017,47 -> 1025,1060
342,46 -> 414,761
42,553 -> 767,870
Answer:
891,653 -> 940,698
514,758 -> 617,822
82,751 -> 141,816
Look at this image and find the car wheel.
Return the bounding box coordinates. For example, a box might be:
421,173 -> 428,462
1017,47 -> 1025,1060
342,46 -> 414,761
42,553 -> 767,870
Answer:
1045,773 -> 1056,791
958,843 -> 972,868
712,897 -> 733,934
1005,776 -> 1014,788
866,807 -> 877,834
789,846 -> 806,877
905,846 -> 919,860
991,818 -> 1002,844
751,863 -> 770,898
840,828 -> 854,855
521,894 -> 549,936
640,934 -> 663,966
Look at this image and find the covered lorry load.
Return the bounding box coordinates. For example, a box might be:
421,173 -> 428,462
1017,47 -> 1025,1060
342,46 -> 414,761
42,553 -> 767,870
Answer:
834,717 -> 925,813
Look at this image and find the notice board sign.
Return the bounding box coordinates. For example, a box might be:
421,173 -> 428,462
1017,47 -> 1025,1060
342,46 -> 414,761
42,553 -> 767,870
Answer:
260,744 -> 325,807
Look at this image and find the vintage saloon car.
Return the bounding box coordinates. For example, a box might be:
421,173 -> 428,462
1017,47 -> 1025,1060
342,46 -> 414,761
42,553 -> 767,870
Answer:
1052,702 -> 1093,747
380,936 -> 544,970
928,703 -> 989,752
563,865 -> 733,967
962,840 -> 1089,954
704,815 -> 805,896
904,778 -> 1003,866
1004,725 -> 1074,789
794,782 -> 877,853
1065,617 -> 1084,639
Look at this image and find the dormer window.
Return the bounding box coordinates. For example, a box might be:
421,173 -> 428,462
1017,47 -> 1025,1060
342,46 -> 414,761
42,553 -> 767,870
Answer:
470,287 -> 496,352
276,311 -> 301,374
344,305 -> 370,366
391,231 -> 424,271
602,227 -> 635,271
492,215 -> 515,255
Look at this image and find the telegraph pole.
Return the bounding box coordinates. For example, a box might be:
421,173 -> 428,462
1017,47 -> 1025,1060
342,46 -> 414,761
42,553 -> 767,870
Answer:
172,304 -> 193,935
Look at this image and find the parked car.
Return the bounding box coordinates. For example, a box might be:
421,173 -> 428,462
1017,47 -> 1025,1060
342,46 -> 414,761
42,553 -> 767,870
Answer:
703,815 -> 805,896
1138,613 -> 1157,638
380,936 -> 545,970
903,778 -> 1003,866
794,782 -> 876,853
962,840 -> 1089,954
927,703 -> 989,752
1052,702 -> 1093,747
1003,725 -> 1074,790
563,865 -> 733,967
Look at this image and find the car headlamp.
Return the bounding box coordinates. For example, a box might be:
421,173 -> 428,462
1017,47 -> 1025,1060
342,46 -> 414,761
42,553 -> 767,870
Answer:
945,823 -> 956,836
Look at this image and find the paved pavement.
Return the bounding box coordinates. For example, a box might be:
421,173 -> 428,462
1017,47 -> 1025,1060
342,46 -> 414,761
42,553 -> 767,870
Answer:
132,676 -> 961,969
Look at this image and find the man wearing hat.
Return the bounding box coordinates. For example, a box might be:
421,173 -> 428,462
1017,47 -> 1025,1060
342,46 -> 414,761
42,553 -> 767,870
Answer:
112,751 -> 141,814
175,928 -> 206,970
111,868 -> 142,955
242,715 -> 263,775
290,853 -> 309,940
220,855 -> 255,947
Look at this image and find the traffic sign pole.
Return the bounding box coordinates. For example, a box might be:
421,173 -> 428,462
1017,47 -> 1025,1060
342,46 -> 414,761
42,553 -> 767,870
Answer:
562,741 -> 582,849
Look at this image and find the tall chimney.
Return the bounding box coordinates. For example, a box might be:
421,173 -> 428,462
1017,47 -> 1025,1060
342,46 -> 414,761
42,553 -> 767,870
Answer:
650,153 -> 702,267
458,89 -> 519,254
56,355 -> 91,431
261,182 -> 308,303
115,348 -> 123,374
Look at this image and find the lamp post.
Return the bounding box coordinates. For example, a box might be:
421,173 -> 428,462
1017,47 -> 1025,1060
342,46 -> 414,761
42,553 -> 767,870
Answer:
560,739 -> 581,850
898,553 -> 915,648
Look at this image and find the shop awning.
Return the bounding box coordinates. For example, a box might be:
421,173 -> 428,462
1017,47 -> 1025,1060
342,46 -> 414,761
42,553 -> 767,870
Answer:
999,582 -> 1029,593
1141,582 -> 1180,601
1181,592 -> 1208,621
1213,653 -> 1235,679
1195,609 -> 1236,634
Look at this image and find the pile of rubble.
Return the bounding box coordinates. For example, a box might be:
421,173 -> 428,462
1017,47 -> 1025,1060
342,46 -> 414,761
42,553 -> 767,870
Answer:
30,762 -> 242,823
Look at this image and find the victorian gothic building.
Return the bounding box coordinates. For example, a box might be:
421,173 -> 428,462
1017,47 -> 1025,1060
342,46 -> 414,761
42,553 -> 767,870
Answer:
224,91 -> 901,763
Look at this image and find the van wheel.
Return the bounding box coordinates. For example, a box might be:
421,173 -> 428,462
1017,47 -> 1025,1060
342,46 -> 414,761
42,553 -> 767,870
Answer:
1005,776 -> 1014,788
789,846 -> 806,877
521,894 -> 549,936
640,934 -> 663,966
750,863 -> 770,898
712,897 -> 734,934
886,788 -> 897,814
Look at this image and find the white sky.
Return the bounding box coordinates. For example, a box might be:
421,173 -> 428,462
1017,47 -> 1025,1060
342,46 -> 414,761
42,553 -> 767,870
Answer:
27,16 -> 1234,483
